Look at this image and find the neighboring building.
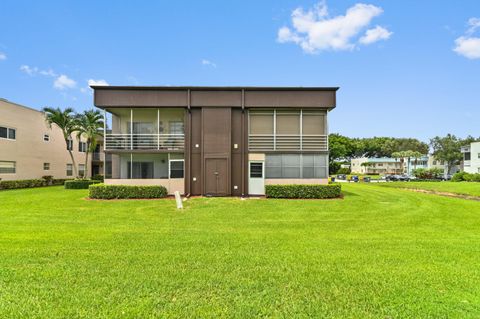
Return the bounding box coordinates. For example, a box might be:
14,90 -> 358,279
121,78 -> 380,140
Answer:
0,98 -> 93,181
427,156 -> 461,175
403,155 -> 429,175
92,86 -> 338,196
461,142 -> 480,174
351,157 -> 403,175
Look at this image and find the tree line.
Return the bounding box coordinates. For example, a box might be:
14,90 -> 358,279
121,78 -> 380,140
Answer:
329,134 -> 480,174
43,107 -> 104,178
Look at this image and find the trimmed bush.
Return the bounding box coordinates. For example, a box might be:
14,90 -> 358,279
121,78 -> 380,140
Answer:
91,174 -> 104,182
64,179 -> 100,189
265,184 -> 342,199
0,178 -> 72,190
89,184 -> 168,199
452,171 -> 480,182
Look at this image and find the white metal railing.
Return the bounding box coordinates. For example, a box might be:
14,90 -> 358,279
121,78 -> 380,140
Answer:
248,134 -> 328,151
105,133 -> 185,150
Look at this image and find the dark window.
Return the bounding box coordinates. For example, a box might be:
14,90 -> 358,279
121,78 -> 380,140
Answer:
0,126 -> 16,140
170,160 -> 184,178
43,134 -> 50,142
8,128 -> 16,139
0,161 -> 16,174
128,162 -> 154,179
78,164 -> 86,178
464,152 -> 471,161
66,164 -> 73,176
78,142 -> 87,152
250,162 -> 263,178
67,139 -> 73,151
43,163 -> 50,170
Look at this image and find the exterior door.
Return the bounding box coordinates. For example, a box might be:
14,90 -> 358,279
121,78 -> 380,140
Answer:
248,161 -> 265,195
205,158 -> 228,196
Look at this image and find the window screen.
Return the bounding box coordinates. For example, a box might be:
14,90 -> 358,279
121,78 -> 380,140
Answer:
169,160 -> 184,178
66,164 -> 73,176
250,162 -> 263,178
302,113 -> 325,135
0,161 -> 16,174
249,112 -> 274,134
265,154 -> 328,179
276,111 -> 300,134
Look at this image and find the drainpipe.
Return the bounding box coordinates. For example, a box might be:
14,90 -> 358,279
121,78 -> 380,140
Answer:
186,89 -> 191,196
241,89 -> 245,197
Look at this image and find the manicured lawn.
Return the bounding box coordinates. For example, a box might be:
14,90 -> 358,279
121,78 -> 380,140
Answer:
375,181 -> 480,197
1,185 -> 480,318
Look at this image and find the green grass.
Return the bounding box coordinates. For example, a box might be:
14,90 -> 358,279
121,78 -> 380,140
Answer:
375,181 -> 480,197
1,185 -> 480,318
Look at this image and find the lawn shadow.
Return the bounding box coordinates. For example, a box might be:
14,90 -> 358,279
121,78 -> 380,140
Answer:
341,190 -> 360,197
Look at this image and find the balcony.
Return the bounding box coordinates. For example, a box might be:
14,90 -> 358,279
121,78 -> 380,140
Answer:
105,133 -> 184,151
248,134 -> 328,151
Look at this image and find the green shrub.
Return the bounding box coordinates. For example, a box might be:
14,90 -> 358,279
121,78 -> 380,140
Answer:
0,178 -> 73,190
265,184 -> 342,199
64,180 -> 100,189
91,174 -> 104,182
337,167 -> 351,174
452,171 -> 480,182
89,184 -> 168,199
412,168 -> 444,180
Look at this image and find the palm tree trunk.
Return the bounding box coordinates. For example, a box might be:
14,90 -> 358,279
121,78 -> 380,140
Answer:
84,151 -> 89,179
65,139 -> 78,178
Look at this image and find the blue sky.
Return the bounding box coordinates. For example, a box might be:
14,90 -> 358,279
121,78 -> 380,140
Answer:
0,0 -> 479,141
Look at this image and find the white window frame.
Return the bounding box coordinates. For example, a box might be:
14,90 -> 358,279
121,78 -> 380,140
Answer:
0,126 -> 16,141
66,164 -> 73,176
78,164 -> 86,177
0,160 -> 16,174
78,141 -> 87,153
43,163 -> 50,171
168,159 -> 184,179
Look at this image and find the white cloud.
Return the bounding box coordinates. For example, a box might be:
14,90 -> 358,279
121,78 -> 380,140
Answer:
454,17 -> 480,59
54,74 -> 77,90
359,25 -> 392,45
0,52 -> 6,60
201,59 -> 217,68
454,36 -> 480,59
20,65 -> 38,75
277,1 -> 391,53
20,65 -> 57,77
87,79 -> 109,86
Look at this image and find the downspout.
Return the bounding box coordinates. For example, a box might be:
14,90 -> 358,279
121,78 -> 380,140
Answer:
186,89 -> 191,197
241,89 -> 245,197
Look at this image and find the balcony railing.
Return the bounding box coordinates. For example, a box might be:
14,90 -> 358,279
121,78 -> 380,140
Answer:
248,134 -> 328,151
105,133 -> 184,151
92,152 -> 101,161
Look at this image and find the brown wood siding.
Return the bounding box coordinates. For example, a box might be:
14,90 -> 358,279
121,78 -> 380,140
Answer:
191,91 -> 242,107
244,91 -> 335,107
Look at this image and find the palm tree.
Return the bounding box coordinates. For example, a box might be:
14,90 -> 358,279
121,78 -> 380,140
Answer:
43,107 -> 79,178
410,151 -> 424,171
75,110 -> 104,179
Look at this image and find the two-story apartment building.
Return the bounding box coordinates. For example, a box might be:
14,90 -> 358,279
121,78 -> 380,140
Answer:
92,86 -> 338,196
0,98 -> 93,181
461,142 -> 480,174
351,157 -> 403,175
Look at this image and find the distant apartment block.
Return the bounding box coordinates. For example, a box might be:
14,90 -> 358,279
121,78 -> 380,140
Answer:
351,157 -> 403,175
461,142 -> 480,174
92,86 -> 338,196
0,98 -> 95,181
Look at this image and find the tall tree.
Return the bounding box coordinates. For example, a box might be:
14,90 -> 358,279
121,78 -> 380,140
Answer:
430,134 -> 463,175
75,110 -> 104,179
43,107 -> 79,178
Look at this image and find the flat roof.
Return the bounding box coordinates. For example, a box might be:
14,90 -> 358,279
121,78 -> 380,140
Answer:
90,85 -> 340,91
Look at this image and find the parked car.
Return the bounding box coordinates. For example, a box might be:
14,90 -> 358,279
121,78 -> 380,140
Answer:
386,175 -> 410,182
337,174 -> 347,180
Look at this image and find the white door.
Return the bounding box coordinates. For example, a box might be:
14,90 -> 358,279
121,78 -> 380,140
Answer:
248,161 -> 265,195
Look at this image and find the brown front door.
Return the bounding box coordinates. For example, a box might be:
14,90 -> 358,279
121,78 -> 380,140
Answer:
205,158 -> 228,196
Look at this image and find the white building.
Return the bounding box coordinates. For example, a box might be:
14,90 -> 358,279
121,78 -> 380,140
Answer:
461,142 -> 480,174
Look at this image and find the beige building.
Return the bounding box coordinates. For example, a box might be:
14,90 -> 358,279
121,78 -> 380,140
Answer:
0,98 -> 92,181
351,157 -> 403,175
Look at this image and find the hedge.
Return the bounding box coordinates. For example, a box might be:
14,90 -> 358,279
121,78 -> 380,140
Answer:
451,171 -> 480,182
265,184 -> 342,199
64,180 -> 100,189
89,184 -> 168,199
0,178 -> 70,190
